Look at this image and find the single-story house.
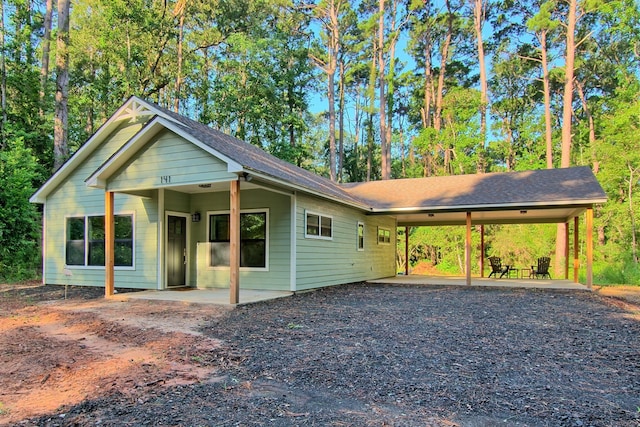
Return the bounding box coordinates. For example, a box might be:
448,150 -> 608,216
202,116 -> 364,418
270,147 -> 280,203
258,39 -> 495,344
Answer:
30,96 -> 607,303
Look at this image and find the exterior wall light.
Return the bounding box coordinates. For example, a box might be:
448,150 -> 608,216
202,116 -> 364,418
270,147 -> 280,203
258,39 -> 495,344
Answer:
192,212 -> 201,222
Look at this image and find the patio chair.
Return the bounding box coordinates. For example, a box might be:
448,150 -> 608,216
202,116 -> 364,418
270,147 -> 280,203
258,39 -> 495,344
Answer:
488,256 -> 509,278
531,257 -> 552,279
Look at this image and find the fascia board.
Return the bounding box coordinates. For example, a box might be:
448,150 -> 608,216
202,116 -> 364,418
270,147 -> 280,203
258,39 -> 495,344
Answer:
367,198 -> 608,214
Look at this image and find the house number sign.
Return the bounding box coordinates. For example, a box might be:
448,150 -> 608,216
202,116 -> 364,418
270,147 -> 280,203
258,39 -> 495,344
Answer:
160,175 -> 171,184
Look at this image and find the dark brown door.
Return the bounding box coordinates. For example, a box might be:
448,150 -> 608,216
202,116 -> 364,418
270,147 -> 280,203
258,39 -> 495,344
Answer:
167,215 -> 186,287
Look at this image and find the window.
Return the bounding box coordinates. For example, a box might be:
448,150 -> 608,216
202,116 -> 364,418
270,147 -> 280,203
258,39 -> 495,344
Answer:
65,215 -> 134,267
377,227 -> 391,245
305,211 -> 333,239
357,222 -> 365,251
208,211 -> 267,269
66,217 -> 85,265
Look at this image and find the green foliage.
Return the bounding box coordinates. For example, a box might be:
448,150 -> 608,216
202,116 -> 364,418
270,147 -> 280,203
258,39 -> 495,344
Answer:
0,138 -> 42,282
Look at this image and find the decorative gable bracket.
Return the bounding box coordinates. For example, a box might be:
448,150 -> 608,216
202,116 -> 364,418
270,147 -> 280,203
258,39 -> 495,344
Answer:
116,99 -> 156,123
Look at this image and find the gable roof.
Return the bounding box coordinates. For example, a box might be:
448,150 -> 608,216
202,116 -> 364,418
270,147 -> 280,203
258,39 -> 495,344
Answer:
31,96 -> 607,225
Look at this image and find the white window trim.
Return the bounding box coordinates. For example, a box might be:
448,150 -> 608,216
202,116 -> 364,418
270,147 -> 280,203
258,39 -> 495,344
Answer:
377,226 -> 391,245
357,222 -> 365,251
304,210 -> 333,240
63,211 -> 136,271
206,208 -> 270,272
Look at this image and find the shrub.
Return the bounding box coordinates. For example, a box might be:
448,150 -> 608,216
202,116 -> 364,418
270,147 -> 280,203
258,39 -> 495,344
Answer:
0,138 -> 42,282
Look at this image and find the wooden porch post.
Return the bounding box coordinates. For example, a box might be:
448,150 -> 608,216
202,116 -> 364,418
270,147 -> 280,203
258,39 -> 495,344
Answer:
480,225 -> 485,278
405,226 -> 409,276
229,179 -> 240,304
564,222 -> 570,279
586,207 -> 594,288
465,212 -> 472,286
105,191 -> 114,297
573,216 -> 580,283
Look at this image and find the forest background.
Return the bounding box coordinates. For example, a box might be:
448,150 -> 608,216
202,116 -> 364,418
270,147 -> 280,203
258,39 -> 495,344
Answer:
1,0 -> 639,285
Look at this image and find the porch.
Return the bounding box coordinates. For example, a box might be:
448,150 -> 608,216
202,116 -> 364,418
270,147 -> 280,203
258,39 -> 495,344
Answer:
110,275 -> 588,306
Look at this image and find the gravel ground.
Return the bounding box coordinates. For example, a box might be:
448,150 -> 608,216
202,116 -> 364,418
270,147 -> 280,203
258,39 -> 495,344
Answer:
12,283 -> 640,427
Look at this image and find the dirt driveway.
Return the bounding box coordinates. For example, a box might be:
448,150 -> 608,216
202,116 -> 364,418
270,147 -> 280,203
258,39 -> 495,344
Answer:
1,282 -> 639,426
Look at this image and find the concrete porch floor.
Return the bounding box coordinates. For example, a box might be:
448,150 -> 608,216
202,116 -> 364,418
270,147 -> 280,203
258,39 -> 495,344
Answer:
109,287 -> 293,306
368,274 -> 590,290
108,275 -> 588,306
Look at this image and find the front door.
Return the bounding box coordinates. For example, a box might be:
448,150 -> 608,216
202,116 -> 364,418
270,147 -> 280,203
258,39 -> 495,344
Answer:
167,215 -> 187,287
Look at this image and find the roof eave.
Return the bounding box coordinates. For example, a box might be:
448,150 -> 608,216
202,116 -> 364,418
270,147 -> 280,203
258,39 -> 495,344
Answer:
367,198 -> 608,214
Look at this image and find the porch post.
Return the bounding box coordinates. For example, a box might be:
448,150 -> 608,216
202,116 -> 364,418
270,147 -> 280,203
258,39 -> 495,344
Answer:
229,179 -> 240,304
480,225 -> 485,278
586,207 -> 594,288
573,216 -> 580,283
105,191 -> 115,297
564,222 -> 570,279
465,212 -> 472,286
405,226 -> 409,276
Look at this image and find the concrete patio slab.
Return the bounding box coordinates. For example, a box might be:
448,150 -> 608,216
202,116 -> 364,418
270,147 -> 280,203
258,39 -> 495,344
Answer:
367,275 -> 590,290
109,288 -> 293,306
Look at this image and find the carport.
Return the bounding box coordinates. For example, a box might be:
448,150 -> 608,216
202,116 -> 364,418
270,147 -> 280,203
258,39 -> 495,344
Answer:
343,167 -> 608,288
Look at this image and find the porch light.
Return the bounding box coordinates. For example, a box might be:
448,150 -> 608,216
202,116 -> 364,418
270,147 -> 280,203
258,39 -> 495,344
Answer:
192,212 -> 201,222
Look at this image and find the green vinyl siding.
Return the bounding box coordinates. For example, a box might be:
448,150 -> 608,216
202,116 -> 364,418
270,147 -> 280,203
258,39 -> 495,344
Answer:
295,194 -> 396,291
43,121 -> 160,289
191,188 -> 291,291
109,129 -> 236,191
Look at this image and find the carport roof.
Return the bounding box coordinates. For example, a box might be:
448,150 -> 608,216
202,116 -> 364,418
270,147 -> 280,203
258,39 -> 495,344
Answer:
342,167 -> 607,226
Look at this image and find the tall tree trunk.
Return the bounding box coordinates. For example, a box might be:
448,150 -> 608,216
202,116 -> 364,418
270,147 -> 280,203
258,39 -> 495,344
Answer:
174,0 -> 186,113
473,0 -> 488,173
629,166 -> 638,264
54,0 -> 71,171
556,0 -> 578,278
473,0 -> 488,139
0,0 -> 6,148
434,0 -> 453,133
540,30 -> 553,169
367,50 -> 377,182
378,0 -> 389,180
422,29 -> 433,129
560,0 -> 577,168
310,0 -> 340,181
39,0 -> 53,116
338,57 -> 345,182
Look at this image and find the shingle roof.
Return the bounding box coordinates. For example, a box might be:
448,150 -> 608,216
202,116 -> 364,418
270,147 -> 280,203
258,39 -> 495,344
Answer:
341,167 -> 607,211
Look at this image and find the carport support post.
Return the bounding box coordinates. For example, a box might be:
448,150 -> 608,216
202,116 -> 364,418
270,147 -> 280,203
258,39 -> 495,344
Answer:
564,222 -> 570,279
405,226 -> 409,276
586,207 -> 593,288
105,191 -> 115,297
229,179 -> 240,304
480,225 -> 485,278
573,216 -> 580,283
465,212 -> 471,286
